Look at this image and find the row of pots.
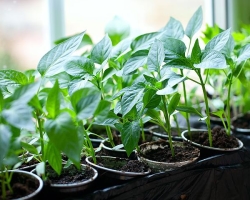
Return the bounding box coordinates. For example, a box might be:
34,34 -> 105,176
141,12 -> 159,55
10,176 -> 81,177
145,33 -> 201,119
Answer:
7,121 -> 246,199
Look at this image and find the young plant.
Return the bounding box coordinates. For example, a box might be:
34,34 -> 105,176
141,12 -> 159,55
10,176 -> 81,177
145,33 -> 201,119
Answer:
0,81 -> 39,199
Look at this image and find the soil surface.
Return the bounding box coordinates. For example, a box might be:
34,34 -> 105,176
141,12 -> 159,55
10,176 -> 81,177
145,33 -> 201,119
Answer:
188,126 -> 239,148
0,172 -> 39,199
94,157 -> 149,173
232,113 -> 250,129
138,140 -> 200,163
46,164 -> 95,184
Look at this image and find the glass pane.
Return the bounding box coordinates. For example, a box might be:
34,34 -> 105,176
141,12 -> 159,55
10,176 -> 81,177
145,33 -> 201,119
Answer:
64,0 -> 206,43
0,0 -> 48,70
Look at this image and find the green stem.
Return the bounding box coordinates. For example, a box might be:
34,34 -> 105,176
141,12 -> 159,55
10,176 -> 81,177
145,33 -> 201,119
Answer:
83,128 -> 96,163
173,114 -> 181,136
1,173 -> 6,199
140,119 -> 145,142
36,111 -> 44,160
226,74 -> 233,135
161,96 -> 175,157
181,70 -> 191,137
106,126 -> 115,147
196,71 -> 213,147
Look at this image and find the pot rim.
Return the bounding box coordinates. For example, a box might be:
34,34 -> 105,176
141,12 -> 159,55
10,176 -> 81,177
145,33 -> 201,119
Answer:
137,140 -> 200,165
85,156 -> 151,176
31,164 -> 98,188
181,129 -> 244,151
9,170 -> 43,200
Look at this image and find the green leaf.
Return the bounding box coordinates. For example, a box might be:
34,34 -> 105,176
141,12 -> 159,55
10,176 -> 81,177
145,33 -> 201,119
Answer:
91,35 -> 112,64
0,125 -> 11,169
45,141 -> 62,175
111,38 -> 131,59
123,50 -> 148,75
205,28 -> 231,52
147,40 -> 165,72
2,104 -> 35,131
176,105 -> 202,117
161,17 -> 184,40
145,109 -> 162,123
166,58 -> 194,70
38,31 -> 85,77
237,44 -> 250,64
221,35 -> 235,57
157,85 -> 177,95
54,33 -> 93,47
45,112 -> 82,167
0,70 -> 28,87
94,110 -> 119,126
93,100 -> 111,121
131,32 -> 159,52
21,142 -> 38,155
143,89 -> 161,109
10,82 -> 40,105
143,74 -> 157,85
168,93 -> 181,115
185,6 -> 203,39
68,78 -> 91,95
71,88 -> 101,120
194,50 -> 228,69
162,38 -> 186,61
46,80 -> 60,119
121,83 -> 145,116
64,56 -> 95,77
121,121 -> 140,156
191,39 -> 201,63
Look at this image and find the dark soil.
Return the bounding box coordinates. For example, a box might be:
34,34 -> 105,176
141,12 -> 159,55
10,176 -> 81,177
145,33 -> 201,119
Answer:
46,164 -> 95,184
139,140 -> 200,163
0,172 -> 40,199
188,126 -> 239,148
232,113 -> 250,129
94,157 -> 149,173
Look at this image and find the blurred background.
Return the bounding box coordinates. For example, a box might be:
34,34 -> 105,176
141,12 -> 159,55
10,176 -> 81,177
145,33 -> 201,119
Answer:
0,0 -> 249,71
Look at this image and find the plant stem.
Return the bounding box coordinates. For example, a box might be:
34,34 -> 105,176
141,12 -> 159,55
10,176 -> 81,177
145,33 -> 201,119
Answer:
106,126 -> 115,147
226,74 -> 233,135
196,71 -> 213,147
140,119 -> 145,142
161,96 -> 175,157
173,114 -> 181,136
181,70 -> 191,137
36,111 -> 44,160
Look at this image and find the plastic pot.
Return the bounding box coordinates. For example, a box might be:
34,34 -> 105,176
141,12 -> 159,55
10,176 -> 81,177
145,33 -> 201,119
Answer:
137,140 -> 200,172
86,156 -> 151,180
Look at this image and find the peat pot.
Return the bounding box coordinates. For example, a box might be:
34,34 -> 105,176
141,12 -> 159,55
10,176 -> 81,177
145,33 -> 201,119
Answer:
86,156 -> 151,180
181,129 -> 244,158
137,140 -> 200,172
32,164 -> 98,195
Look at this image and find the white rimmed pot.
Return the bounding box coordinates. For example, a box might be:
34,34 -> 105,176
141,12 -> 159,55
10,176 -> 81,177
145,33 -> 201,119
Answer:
32,164 -> 98,193
86,156 -> 151,180
181,129 -> 244,158
137,140 -> 200,173
0,170 -> 43,200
